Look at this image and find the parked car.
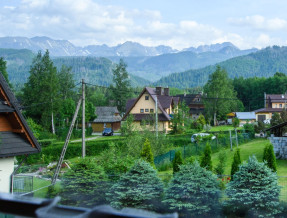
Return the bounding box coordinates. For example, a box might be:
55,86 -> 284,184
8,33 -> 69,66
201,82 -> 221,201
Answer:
191,133 -> 216,143
263,119 -> 271,124
102,128 -> 113,136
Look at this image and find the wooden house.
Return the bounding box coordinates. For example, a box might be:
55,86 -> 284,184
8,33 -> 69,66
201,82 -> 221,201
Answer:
0,73 -> 40,193
123,87 -> 179,132
176,93 -> 204,119
90,106 -> 122,132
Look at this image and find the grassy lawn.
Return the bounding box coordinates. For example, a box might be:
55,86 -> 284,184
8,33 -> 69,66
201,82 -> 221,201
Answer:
209,125 -> 243,132
33,177 -> 61,198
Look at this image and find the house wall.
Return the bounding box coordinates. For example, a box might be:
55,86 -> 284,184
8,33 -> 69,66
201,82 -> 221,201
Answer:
0,157 -> 14,193
255,112 -> 272,121
272,103 -> 286,108
0,115 -> 12,131
133,121 -> 170,132
130,92 -> 161,114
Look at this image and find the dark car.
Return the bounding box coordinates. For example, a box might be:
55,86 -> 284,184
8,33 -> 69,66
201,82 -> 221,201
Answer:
102,128 -> 113,136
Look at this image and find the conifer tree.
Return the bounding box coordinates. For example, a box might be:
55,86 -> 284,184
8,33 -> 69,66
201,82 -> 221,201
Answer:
214,149 -> 227,176
164,162 -> 221,217
0,57 -> 12,88
60,158 -> 107,207
263,143 -> 277,172
140,138 -> 154,166
200,143 -> 212,171
225,156 -> 282,217
172,150 -> 183,174
107,160 -> 164,211
231,148 -> 241,179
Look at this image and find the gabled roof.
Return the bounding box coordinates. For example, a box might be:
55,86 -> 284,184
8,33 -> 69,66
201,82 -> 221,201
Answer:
0,73 -> 40,157
236,112 -> 256,120
176,94 -> 203,105
266,94 -> 287,103
93,106 -> 122,123
123,87 -> 179,121
254,108 -> 284,113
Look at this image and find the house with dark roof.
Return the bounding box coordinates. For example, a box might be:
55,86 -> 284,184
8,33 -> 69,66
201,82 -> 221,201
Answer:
0,73 -> 40,193
123,87 -> 179,132
90,106 -> 122,132
254,93 -> 287,122
176,93 -> 204,119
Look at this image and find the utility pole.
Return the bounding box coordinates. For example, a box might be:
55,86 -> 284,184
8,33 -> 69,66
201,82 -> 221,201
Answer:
155,96 -> 158,138
82,79 -> 86,158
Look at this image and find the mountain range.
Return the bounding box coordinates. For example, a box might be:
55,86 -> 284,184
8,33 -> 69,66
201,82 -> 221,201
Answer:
0,36 -> 256,58
155,45 -> 287,88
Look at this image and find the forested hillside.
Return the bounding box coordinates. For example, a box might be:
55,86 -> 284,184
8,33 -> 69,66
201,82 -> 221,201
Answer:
156,46 -> 287,88
109,46 -> 256,81
0,49 -> 150,89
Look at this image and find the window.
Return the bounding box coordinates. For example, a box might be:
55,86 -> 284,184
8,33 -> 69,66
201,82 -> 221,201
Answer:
150,109 -> 154,113
280,104 -> 282,108
145,109 -> 149,112
140,109 -> 144,113
145,96 -> 149,100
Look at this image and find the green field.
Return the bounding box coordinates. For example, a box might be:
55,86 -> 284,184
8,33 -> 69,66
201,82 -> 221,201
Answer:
209,125 -> 243,132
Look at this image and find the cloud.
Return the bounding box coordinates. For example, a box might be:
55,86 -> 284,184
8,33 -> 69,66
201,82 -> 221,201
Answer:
0,1 -> 286,50
228,15 -> 287,31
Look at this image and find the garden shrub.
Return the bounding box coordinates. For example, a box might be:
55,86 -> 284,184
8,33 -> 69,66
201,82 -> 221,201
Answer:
214,149 -> 227,176
200,143 -> 212,171
164,162 -> 221,217
172,150 -> 183,174
231,149 -> 241,179
263,143 -> 277,172
107,160 -> 164,211
225,156 -> 282,217
140,138 -> 155,167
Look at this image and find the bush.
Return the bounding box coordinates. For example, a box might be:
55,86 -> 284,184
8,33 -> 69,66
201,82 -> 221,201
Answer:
107,160 -> 164,211
225,156 -> 282,217
214,149 -> 227,176
172,150 -> 183,174
200,143 -> 212,171
263,143 -> 277,172
140,138 -> 154,166
231,149 -> 241,179
164,162 -> 221,217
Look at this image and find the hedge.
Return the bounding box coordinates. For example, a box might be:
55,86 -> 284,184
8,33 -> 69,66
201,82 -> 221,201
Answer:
18,138 -> 125,165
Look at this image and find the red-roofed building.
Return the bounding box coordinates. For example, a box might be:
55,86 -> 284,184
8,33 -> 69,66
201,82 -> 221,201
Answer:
123,87 -> 179,132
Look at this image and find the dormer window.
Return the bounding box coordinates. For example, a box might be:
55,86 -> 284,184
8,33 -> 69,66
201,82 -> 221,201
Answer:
145,96 -> 149,100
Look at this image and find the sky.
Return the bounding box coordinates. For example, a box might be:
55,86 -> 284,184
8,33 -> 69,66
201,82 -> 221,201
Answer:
1,0 -> 287,50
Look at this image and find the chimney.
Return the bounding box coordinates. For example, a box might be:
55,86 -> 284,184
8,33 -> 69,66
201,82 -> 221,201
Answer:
156,87 -> 162,95
164,87 -> 170,96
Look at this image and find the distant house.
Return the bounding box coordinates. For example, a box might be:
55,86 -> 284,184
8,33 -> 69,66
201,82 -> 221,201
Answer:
235,112 -> 256,125
91,106 -> 122,132
0,73 -> 40,193
176,93 -> 204,119
226,112 -> 256,125
254,93 -> 287,122
123,87 -> 179,132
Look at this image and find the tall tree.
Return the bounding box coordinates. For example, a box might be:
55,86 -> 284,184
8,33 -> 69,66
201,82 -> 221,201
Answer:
110,59 -> 131,113
204,66 -> 242,125
22,50 -> 60,132
0,57 -> 12,88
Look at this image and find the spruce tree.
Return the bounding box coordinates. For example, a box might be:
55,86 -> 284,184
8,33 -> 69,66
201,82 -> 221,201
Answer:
225,156 -> 282,217
200,143 -> 212,171
140,138 -> 154,166
107,160 -> 164,211
172,150 -> 183,174
60,158 -> 108,207
0,57 -> 12,88
164,162 -> 221,217
231,148 -> 241,179
263,143 -> 277,172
